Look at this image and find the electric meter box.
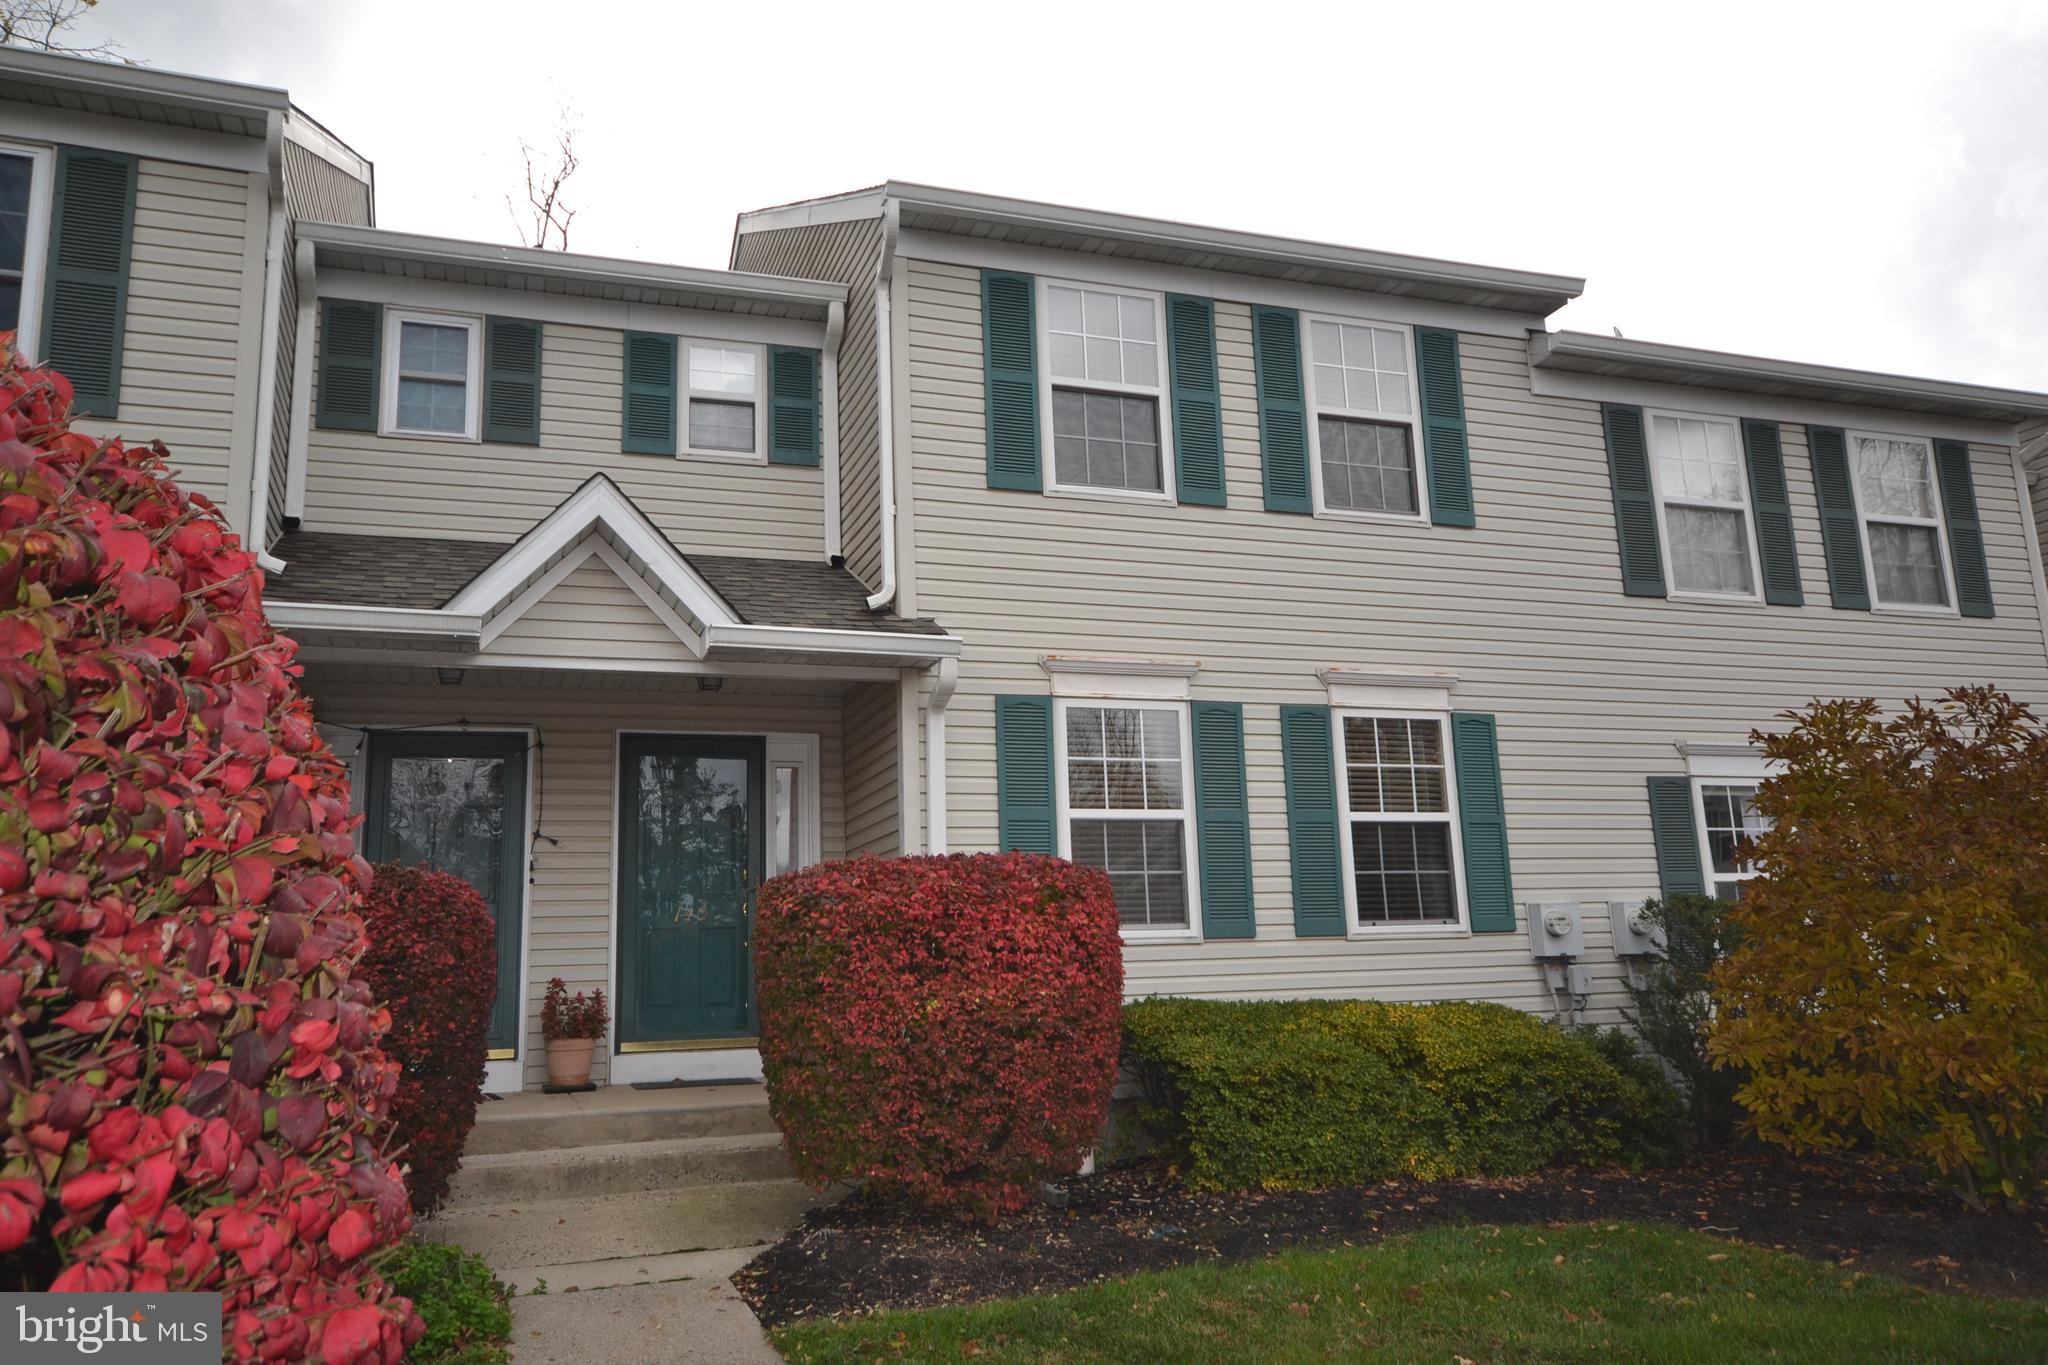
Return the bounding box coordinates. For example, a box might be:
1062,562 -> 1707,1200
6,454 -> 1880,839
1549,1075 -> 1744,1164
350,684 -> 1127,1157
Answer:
1526,901 -> 1584,959
1611,899 -> 1666,958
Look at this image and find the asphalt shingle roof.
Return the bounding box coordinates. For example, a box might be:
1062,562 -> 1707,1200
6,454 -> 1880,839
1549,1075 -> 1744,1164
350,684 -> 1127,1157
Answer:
267,531 -> 946,636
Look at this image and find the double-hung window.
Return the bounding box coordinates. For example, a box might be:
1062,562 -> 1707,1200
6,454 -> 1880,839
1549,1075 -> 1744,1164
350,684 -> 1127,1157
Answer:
383,310 -> 481,440
1043,280 -> 1171,497
1646,411 -> 1761,600
1055,699 -> 1199,936
1694,781 -> 1768,901
0,141 -> 51,356
685,342 -> 762,458
1306,316 -> 1424,518
1334,711 -> 1463,929
1848,430 -> 1953,610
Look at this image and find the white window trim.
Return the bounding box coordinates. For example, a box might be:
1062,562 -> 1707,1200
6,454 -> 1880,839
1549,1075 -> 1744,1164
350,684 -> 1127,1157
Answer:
381,307 -> 482,442
1301,311 -> 1429,525
0,139 -> 55,361
1332,706 -> 1469,940
1037,275 -> 1176,504
1677,739 -> 1776,902
1690,777 -> 1769,901
1844,426 -> 1960,616
1051,695 -> 1203,944
680,337 -> 767,462
1643,407 -> 1766,606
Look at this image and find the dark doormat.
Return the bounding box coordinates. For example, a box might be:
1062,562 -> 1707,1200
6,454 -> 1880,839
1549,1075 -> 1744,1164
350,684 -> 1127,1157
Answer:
630,1077 -> 763,1090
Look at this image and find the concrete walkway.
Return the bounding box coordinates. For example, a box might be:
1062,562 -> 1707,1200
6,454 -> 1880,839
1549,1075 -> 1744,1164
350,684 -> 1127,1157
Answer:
423,1085 -> 828,1363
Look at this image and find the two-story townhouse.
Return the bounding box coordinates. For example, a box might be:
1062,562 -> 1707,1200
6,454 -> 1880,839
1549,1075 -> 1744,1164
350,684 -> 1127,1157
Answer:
734,183 -> 2048,1033
0,47 -> 372,553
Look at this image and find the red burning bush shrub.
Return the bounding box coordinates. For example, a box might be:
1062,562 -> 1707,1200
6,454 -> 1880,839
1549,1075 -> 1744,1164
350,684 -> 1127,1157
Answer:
0,342 -> 421,1361
356,864 -> 496,1216
755,853 -> 1124,1220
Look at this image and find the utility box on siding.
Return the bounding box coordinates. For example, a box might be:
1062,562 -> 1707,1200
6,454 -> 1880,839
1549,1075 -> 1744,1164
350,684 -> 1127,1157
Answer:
1526,901 -> 1584,959
1611,898 -> 1665,958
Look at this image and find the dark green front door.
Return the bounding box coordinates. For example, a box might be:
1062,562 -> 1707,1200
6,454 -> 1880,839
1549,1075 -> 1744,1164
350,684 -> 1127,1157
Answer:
617,734 -> 764,1046
364,731 -> 528,1054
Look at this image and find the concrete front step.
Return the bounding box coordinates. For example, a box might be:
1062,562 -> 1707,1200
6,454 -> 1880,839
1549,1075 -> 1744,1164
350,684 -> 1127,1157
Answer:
421,1181 -> 830,1271
446,1131 -> 793,1207
466,1084 -> 777,1156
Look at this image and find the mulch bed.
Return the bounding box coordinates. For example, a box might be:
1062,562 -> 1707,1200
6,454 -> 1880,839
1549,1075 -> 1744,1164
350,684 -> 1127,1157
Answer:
737,1151 -> 2048,1326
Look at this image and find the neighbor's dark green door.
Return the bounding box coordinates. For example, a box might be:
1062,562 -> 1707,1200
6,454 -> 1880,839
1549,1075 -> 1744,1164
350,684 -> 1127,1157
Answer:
364,732 -> 528,1054
617,734 -> 764,1045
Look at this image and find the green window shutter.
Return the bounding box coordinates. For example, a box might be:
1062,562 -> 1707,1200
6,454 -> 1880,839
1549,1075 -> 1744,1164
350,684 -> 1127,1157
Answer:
1167,294 -> 1225,507
1450,713 -> 1516,933
1279,704 -> 1344,937
482,316 -> 542,445
1415,327 -> 1475,528
42,146 -> 137,418
1646,776 -> 1705,899
995,695 -> 1056,855
982,269 -> 1041,490
1601,403 -> 1666,597
1934,439 -> 1994,618
1191,701 -> 1254,939
314,299 -> 381,432
1741,419 -> 1804,606
621,331 -> 677,456
1254,306 -> 1310,513
1805,425 -> 1870,610
767,345 -> 822,467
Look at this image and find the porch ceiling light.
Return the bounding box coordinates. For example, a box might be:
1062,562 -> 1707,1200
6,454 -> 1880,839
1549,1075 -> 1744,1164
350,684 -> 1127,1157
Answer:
437,667 -> 466,686
697,675 -> 724,692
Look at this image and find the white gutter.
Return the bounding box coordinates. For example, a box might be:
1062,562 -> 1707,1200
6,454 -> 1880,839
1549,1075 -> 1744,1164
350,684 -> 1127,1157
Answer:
266,601 -> 483,638
821,299 -> 844,561
924,655 -> 958,854
703,622 -> 960,661
245,116 -> 290,564
864,198 -> 902,612
283,237 -> 318,518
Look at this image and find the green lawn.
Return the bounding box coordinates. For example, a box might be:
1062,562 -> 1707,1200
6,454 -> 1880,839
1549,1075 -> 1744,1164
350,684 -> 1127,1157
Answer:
771,1222 -> 2048,1364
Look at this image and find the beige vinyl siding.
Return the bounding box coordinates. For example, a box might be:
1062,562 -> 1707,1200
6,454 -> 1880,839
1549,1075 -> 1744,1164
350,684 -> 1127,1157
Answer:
841,679 -> 900,855
904,256 -> 2048,1024
305,670 -> 847,1089
72,159 -> 258,513
282,140 -> 372,226
732,219 -> 886,584
482,558 -> 695,664
301,318 -> 826,558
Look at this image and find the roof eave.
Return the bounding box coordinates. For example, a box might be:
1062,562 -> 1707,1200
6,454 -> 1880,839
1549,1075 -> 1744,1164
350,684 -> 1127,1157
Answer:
0,47 -> 288,124
1530,331 -> 2048,423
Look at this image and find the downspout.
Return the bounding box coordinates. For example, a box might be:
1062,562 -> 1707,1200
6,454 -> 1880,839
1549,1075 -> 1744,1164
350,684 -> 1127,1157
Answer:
247,113 -> 288,571
924,655 -> 958,854
864,198 -> 902,611
821,299 -> 844,562
282,236 -> 319,522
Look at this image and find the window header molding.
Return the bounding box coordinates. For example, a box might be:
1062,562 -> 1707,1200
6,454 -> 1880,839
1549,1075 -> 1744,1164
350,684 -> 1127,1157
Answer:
1041,655 -> 1200,700
1319,667 -> 1458,711
1675,737 -> 1777,780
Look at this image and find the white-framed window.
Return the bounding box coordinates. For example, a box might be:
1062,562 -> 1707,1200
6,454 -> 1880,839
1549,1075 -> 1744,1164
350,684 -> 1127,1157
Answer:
0,140 -> 53,358
382,309 -> 482,440
1846,429 -> 1955,611
1645,410 -> 1763,601
1039,278 -> 1174,499
1304,313 -> 1426,520
684,340 -> 764,460
1333,709 -> 1465,932
1053,698 -> 1200,938
1693,780 -> 1768,901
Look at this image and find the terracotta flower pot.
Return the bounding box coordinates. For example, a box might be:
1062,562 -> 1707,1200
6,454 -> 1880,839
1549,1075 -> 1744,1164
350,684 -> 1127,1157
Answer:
545,1037 -> 597,1088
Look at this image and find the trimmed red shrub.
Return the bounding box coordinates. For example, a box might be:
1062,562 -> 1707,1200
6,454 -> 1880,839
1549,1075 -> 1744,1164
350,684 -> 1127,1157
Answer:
356,864 -> 496,1216
0,342 -> 422,1361
755,853 -> 1124,1220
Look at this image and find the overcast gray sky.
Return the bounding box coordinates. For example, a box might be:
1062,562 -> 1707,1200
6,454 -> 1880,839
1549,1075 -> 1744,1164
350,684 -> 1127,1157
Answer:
68,0 -> 2048,389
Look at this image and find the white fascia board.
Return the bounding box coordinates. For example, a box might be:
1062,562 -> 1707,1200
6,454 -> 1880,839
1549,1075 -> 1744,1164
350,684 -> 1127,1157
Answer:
0,47 -> 287,123
705,624 -> 962,661
299,221 -> 845,315
883,181 -> 1584,314
443,475 -> 739,631
730,186 -> 889,256
267,601 -> 481,638
282,106 -> 372,184
1531,331 -> 2048,424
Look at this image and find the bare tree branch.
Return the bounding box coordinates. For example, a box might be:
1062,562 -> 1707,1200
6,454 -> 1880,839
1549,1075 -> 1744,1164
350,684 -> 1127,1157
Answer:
505,122 -> 580,252
0,0 -> 128,61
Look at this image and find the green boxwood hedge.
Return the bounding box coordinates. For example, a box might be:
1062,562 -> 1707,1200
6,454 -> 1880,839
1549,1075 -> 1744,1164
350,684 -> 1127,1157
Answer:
1122,998 -> 1686,1190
